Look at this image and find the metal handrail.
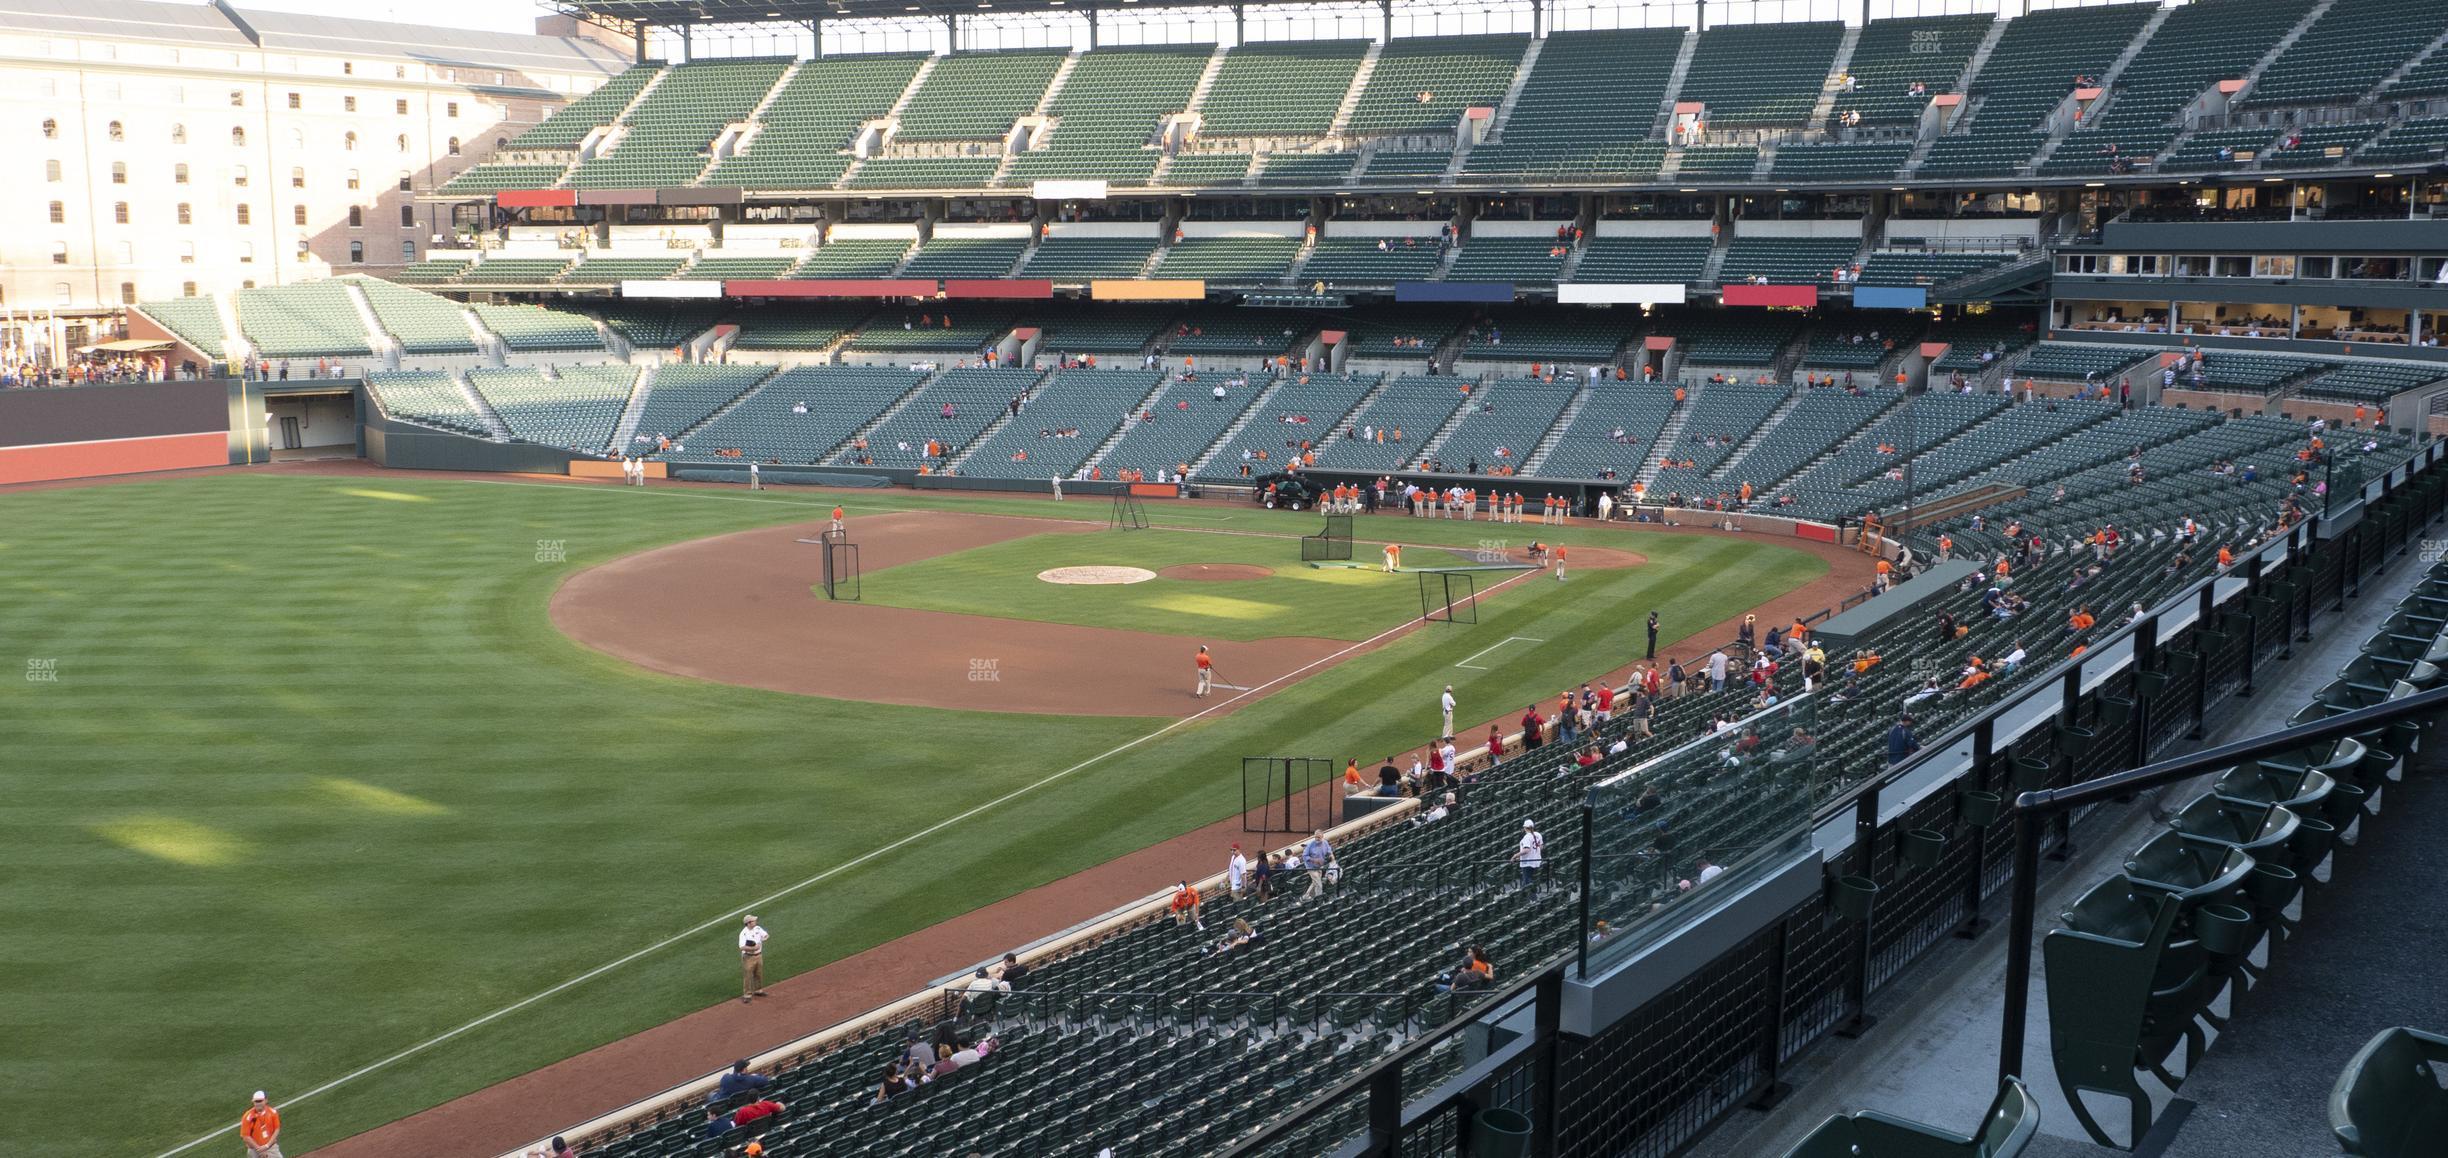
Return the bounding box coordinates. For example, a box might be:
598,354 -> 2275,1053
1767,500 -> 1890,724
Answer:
1995,681 -> 2448,1083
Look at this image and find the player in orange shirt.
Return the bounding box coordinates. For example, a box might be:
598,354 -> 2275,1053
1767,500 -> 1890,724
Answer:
1554,544 -> 1567,581
1383,542 -> 1402,573
1194,645 -> 1214,697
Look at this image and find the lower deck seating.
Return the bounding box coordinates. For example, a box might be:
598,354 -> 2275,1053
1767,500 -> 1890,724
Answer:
1154,236 -> 1299,283
855,368 -> 1045,467
469,365 -> 637,450
366,371 -> 487,437
682,366 -> 928,465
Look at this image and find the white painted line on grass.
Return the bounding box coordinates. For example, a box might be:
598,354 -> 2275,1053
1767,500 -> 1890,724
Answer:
1453,635 -> 1547,670
148,541 -> 1539,1158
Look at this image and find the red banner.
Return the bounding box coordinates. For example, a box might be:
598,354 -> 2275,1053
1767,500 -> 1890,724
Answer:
495,189 -> 576,208
1721,284 -> 1820,308
1792,522 -> 1837,543
723,279 -> 937,298
943,280 -> 1054,300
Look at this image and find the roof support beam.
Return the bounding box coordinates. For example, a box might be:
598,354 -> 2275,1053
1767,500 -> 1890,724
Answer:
1088,4 -> 1098,48
807,17 -> 823,55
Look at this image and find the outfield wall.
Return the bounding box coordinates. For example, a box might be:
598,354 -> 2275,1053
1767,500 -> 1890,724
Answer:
0,380 -> 237,485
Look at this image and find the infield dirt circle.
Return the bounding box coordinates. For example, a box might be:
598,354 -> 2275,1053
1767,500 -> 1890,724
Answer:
1037,565 -> 1158,585
1157,563 -> 1274,581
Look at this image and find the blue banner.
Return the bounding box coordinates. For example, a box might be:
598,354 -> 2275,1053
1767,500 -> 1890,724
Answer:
1853,286 -> 1928,310
1395,281 -> 1516,304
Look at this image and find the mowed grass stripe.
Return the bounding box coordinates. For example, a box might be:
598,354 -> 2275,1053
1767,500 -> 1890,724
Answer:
0,475 -> 1821,1156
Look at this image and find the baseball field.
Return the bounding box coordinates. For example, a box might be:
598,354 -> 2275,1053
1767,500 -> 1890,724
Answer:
0,469 -> 1832,1156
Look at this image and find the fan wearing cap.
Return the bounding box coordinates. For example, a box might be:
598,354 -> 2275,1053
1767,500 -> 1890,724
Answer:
240,1091 -> 282,1158
1511,819 -> 1545,890
738,914 -> 771,1004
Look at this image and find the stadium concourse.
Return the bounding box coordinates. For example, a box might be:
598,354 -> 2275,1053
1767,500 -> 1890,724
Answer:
17,0 -> 2448,1153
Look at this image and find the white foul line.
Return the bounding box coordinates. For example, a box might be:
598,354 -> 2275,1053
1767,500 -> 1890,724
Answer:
148,534 -> 1539,1158
1454,635 -> 1547,670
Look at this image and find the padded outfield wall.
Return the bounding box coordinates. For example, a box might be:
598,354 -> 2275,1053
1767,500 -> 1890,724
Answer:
0,380 -> 247,485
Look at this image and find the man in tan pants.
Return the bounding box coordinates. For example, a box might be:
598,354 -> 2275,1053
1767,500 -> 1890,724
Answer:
739,914 -> 770,1003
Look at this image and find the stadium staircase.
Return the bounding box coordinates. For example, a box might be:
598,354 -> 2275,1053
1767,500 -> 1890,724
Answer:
990,51 -> 1082,187
2025,4 -> 2172,174
1698,239 -> 1731,286
212,293 -> 253,366
567,69 -> 673,181
1747,393 -> 1898,493
611,365 -> 659,448
2247,0 -> 2343,96
1186,375 -> 1290,476
1894,17 -> 2009,174
1148,46 -> 1232,186
449,371 -> 513,440
837,56 -> 941,188
459,307 -> 510,367
1515,383 -> 1591,475
339,281 -> 402,370
1409,374 -> 1489,465
670,367 -> 783,446
1632,383 -> 1700,487
1326,43 -> 1383,138
1803,26 -> 1864,139
822,369 -> 952,465
2374,22 -> 2448,100
693,60 -> 805,186
2147,0 -> 2335,172
1299,374 -> 1398,459
1705,388 -> 1808,481
1073,375 -> 1181,476
1651,29 -> 1701,136
1484,36 -> 1545,139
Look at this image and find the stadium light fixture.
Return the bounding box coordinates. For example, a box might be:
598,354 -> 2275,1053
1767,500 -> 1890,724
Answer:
2084,181 -> 2104,187
2376,172 -> 2395,179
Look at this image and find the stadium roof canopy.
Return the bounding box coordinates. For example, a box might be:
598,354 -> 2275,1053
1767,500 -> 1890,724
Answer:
553,0 -> 1381,26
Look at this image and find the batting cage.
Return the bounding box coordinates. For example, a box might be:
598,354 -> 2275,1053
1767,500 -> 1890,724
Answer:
820,531 -> 861,601
1109,492 -> 1149,530
1418,570 -> 1478,624
1240,756 -> 1338,833
1300,514 -> 1354,561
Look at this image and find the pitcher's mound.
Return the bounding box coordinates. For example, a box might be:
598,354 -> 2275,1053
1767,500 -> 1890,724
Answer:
1158,563 -> 1273,582
1038,565 -> 1158,585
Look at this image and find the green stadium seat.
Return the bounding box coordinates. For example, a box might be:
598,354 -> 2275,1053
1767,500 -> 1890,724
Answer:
705,54 -> 928,191
1571,236 -> 1711,284
1153,236 -> 1299,283
681,365 -> 925,464
2243,0 -> 2442,110
1678,21 -> 1845,129
1301,236 -> 1443,285
1345,35 -> 1529,136
901,237 -> 1029,279
1464,29 -> 1682,182
893,50 -> 1067,142
133,296 -> 230,358
235,283 -> 373,358
1778,1075 -> 2038,1158
1199,41 -> 1369,136
1004,47 -> 1208,187
1445,236 -> 1564,283
1826,15 -> 1993,130
1021,236 -> 1158,281
2330,1027 -> 2448,1158
1159,153 -> 1253,187
795,239 -> 915,278
1718,236 -> 1862,285
469,365 -> 637,450
366,370 -> 489,436
438,163 -> 570,195
353,278 -> 478,354
570,59 -> 792,190
472,303 -> 603,351
512,64 -> 662,150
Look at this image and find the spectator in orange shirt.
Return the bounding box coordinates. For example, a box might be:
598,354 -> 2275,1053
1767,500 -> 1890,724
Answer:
1169,881 -> 1205,930
241,1092 -> 283,1158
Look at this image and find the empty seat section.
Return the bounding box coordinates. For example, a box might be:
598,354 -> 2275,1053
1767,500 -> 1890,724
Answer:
455,257 -> 574,286
389,258 -> 474,285
559,256 -> 691,286
2268,121 -> 2386,165
1457,311 -> 1637,364
683,255 -> 802,281
469,365 -> 636,449
366,371 -> 487,435
354,278 -> 478,354
1097,377 -> 1264,478
1678,21 -> 1845,129
728,304 -> 875,350
893,50 -> 1067,141
794,238 -> 913,277
2357,117 -> 2448,165
1198,374 -> 1379,478
133,296 -> 229,358
2187,353 -> 2331,393
1254,152 -> 1357,186
2241,0 -> 2446,110
1463,28 -> 1683,181
1164,314 -> 1300,358
1930,314 -> 2039,371
684,365 -> 925,463
846,308 -> 1018,354
594,304 -> 723,349
901,237 -> 1028,278
1022,236 -> 1159,280
1716,388 -> 1894,493
1006,47 -> 1209,186
1648,382 -> 1788,495
959,368 -> 1163,477
235,283 -> 373,358
1770,143 -> 1911,182
1198,41 -> 1369,136
1160,153 -> 1254,186
1857,247 -> 2021,287
1359,150 -> 1452,181
1717,236 -> 1863,285
1346,35 -> 1530,136
570,58 -> 791,189
472,302 -> 603,351
1533,386 -> 1677,479
1571,236 -> 1711,284
705,53 -> 927,191
2158,127 -> 2281,172
2014,343 -> 2154,381
1827,14 -> 1992,129
1301,236 -> 1442,285
1446,237 -> 1565,283
844,155 -> 1002,190
628,365 -> 770,445
511,64 -> 661,150
437,163 -> 568,195
2089,0 -> 2315,141
857,367 -> 1044,466
1316,376 -> 1473,470
1037,310 -> 1169,355
2035,128 -> 2175,176
1659,309 -> 1803,366
1674,145 -> 1759,177
1154,235 -> 1299,282
2296,362 -> 2448,404
1435,377 -> 1579,472
1913,3 -> 2156,180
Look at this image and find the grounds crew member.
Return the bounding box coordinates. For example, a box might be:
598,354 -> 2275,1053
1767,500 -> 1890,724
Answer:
739,914 -> 770,1003
1195,645 -> 1214,697
241,1091 -> 282,1158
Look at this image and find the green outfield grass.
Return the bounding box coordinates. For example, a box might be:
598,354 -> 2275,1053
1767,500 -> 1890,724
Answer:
0,475 -> 1826,1156
857,527 -> 1461,640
